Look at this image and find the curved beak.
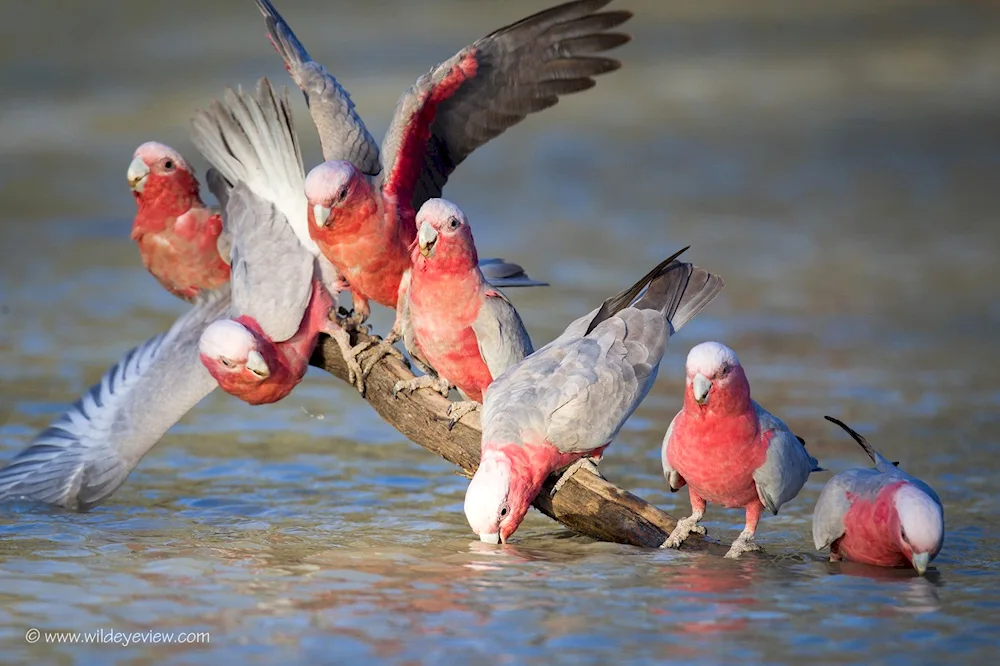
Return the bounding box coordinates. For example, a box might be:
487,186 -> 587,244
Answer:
245,350 -> 270,378
478,532 -> 502,544
693,373 -> 712,405
127,156 -> 150,193
911,551 -> 930,576
418,224 -> 438,258
313,204 -> 332,228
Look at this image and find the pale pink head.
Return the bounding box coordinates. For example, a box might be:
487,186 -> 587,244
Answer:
464,451 -> 533,544
304,160 -> 368,234
198,319 -> 271,392
684,341 -> 750,415
128,141 -> 197,200
413,198 -> 479,272
893,483 -> 944,574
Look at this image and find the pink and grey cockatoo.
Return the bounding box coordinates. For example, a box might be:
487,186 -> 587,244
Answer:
661,342 -> 822,558
813,416 -> 944,575
465,248 -> 724,544
127,142 -> 231,301
253,0 -> 622,343
0,287 -> 231,509
392,199 -> 534,428
190,79 -> 355,400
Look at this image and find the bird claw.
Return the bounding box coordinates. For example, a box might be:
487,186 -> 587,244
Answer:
445,401 -> 481,431
392,375 -> 451,400
358,338 -> 406,376
335,307 -> 369,334
661,515 -> 707,549
328,327 -> 375,396
550,457 -> 603,498
723,535 -> 762,559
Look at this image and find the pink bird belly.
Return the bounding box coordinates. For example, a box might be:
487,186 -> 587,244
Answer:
834,482 -> 909,567
135,210 -> 229,300
667,416 -> 766,509
412,322 -> 491,402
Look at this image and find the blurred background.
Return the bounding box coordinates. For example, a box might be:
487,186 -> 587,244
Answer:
1,0 -> 998,663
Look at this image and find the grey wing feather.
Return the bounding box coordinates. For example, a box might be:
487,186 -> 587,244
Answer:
661,416 -> 686,492
396,271 -> 435,375
0,288 -> 231,510
812,471 -> 860,550
254,0 -> 381,175
380,0 -> 631,214
190,78 -> 317,256
752,403 -> 820,515
478,258 -> 549,288
227,182 -> 315,342
471,289 -> 534,383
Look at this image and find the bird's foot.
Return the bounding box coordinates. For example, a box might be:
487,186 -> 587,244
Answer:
335,307 -> 369,334
392,374 -> 452,400
358,333 -> 406,376
327,327 -> 375,395
660,514 -> 707,549
445,400 -> 481,431
550,457 -> 603,498
724,533 -> 762,559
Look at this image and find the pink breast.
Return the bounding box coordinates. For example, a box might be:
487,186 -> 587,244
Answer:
834,481 -> 909,567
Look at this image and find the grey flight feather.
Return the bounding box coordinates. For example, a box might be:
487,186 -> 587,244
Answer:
227,182 -> 315,343
478,258 -> 549,288
471,289 -> 534,383
0,287 -> 231,510
190,77 -> 317,256
812,416 -> 942,550
379,0 -> 632,213
661,418 -> 685,492
482,257 -> 723,455
751,404 -> 821,516
254,0 -> 381,176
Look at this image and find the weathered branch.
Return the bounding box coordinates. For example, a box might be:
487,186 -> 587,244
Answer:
310,328 -> 725,554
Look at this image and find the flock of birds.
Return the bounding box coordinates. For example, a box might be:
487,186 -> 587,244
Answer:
0,0 -> 944,573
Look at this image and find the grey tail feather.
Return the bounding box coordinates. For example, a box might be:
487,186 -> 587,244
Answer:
206,168 -> 232,212
585,246 -> 689,335
824,415 -> 880,466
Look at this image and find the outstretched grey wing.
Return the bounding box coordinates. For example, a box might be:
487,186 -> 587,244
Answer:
255,0 -> 381,175
227,182 -> 315,343
0,288 -> 231,510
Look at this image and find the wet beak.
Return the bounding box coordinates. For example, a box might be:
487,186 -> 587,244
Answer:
127,156 -> 150,193
478,532 -> 502,544
693,373 -> 712,405
245,350 -> 270,378
911,552 -> 930,575
313,204 -> 332,228
418,224 -> 438,257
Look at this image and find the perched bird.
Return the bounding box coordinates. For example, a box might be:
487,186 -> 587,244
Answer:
392,199 -> 534,428
255,0 -> 627,359
661,342 -> 822,558
126,142 -> 230,300
465,248 -> 724,544
0,288 -> 231,509
813,416 -> 944,575
191,80 -> 348,403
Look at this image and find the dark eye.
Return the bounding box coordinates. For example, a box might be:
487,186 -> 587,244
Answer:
499,505 -> 510,518
900,527 -> 908,542
720,365 -> 731,377
163,159 -> 174,170
338,187 -> 348,202
448,216 -> 460,229
220,357 -> 234,368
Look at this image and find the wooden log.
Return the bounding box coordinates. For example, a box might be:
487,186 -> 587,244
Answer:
311,328 -> 725,554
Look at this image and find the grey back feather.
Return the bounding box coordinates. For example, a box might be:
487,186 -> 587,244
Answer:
227,182 -> 315,342
0,287 -> 231,510
482,260 -> 723,455
254,0 -> 381,176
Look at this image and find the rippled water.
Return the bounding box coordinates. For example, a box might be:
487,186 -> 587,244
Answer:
2,0 -> 999,663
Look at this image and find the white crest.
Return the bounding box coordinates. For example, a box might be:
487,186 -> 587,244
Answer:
686,341 -> 740,377
464,453 -> 511,536
894,483 -> 944,554
198,319 -> 256,360
304,161 -> 355,203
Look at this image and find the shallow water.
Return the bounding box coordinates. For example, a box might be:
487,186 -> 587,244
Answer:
2,0 -> 999,663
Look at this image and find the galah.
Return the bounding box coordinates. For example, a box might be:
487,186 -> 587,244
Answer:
392,199 -> 534,429
255,0 -> 627,349
661,342 -> 822,559
190,80 -> 349,402
465,248 -> 724,544
127,141 -> 230,301
0,287 -> 231,509
813,416 -> 944,575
